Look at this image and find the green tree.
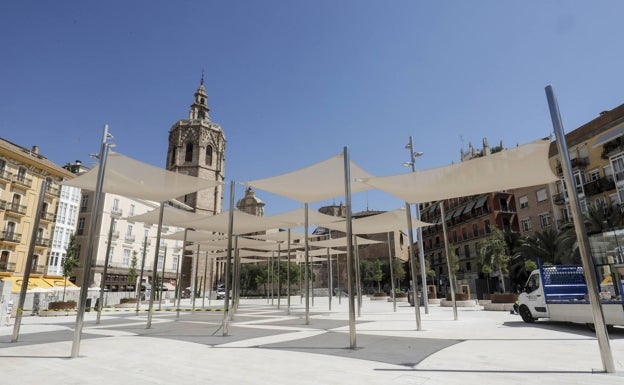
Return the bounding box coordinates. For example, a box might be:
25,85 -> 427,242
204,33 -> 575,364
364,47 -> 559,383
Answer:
477,226 -> 510,293
128,251 -> 138,298
393,259 -> 406,290
62,233 -> 79,302
516,228 -> 566,265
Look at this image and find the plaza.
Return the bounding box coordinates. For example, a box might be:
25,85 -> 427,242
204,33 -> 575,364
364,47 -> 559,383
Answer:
1,297 -> 623,385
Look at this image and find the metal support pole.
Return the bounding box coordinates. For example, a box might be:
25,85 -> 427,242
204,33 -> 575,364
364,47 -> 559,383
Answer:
337,254 -> 341,304
136,234 -> 148,315
406,135 -> 429,314
71,125 -> 112,357
158,246 -> 167,311
304,202 -> 310,325
192,244 -> 199,312
12,179 -> 47,342
354,237 -> 362,317
327,248 -> 332,311
277,244 -> 282,309
439,201 -> 458,320
406,202 -> 422,330
287,229 -> 291,315
96,214 -> 117,324
222,181 -> 235,336
387,232 -> 396,312
202,251 -> 208,309
146,202 -> 165,329
343,147 -> 357,349
546,85 -> 615,373
175,229 -> 187,318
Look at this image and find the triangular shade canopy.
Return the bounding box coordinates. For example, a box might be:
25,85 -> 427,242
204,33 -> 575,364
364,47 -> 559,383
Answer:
162,230 -> 226,242
309,236 -> 383,248
319,208 -> 431,234
267,207 -> 345,227
126,205 -> 207,226
185,236 -> 278,249
364,139 -> 558,204
63,152 -> 221,202
186,210 -> 290,235
245,153 -> 374,203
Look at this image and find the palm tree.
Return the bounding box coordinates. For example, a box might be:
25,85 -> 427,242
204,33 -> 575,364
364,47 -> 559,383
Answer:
478,226 -> 510,293
585,201 -> 624,234
515,228 -> 566,265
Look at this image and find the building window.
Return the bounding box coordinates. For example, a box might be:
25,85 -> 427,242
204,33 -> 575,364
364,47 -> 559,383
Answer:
521,217 -> 532,232
206,146 -> 213,166
472,223 -> 478,237
466,262 -> 472,272
589,169 -> 600,181
172,255 -> 179,271
539,212 -> 551,228
484,220 -> 491,234
157,255 -> 164,270
77,217 -> 85,235
461,227 -> 467,240
536,188 -> 548,203
519,195 -> 529,209
80,195 -> 88,212
464,244 -> 471,259
123,249 -> 131,267
129,204 -> 135,217
108,246 -> 115,266
126,224 -> 133,237
185,143 -> 193,162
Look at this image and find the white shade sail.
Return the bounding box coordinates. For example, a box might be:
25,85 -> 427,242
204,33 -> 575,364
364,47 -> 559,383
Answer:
162,230 -> 226,242
309,236 -> 382,248
125,205 -> 206,226
267,207 -> 345,227
363,139 -> 558,204
185,236 -> 278,250
319,208 -> 430,234
245,153 -> 374,203
63,151 -> 221,202
250,230 -> 311,242
184,210 -> 289,235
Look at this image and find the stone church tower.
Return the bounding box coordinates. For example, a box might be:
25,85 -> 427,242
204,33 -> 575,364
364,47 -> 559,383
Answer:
166,78 -> 225,214
166,78 -> 226,291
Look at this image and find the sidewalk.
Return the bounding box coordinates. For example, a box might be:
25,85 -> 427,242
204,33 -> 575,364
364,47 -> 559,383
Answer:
0,297 -> 623,385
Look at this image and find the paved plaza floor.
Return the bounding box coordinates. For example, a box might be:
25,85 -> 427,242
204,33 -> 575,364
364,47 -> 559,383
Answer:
1,296 -> 623,384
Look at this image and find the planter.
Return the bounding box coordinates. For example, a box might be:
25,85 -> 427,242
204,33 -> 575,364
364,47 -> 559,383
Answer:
491,293 -> 518,304
48,300 -> 77,311
40,309 -> 77,317
446,293 -> 470,301
371,293 -> 388,301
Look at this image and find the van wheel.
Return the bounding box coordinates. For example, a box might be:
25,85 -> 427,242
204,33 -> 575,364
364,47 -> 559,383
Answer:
587,323 -> 615,333
519,305 -> 535,323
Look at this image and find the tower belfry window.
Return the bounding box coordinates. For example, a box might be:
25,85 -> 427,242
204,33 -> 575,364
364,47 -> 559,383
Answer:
185,143 -> 193,162
206,146 -> 213,166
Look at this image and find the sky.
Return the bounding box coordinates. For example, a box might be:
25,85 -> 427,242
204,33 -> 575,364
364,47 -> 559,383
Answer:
2,1 -> 624,216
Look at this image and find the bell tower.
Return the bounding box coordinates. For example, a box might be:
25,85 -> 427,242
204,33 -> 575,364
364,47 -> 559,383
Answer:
166,76 -> 225,215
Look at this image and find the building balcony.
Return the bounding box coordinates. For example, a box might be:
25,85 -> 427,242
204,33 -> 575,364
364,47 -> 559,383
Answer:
124,234 -> 136,243
556,157 -> 589,174
0,261 -> 16,272
39,211 -> 56,222
552,192 -> 566,205
45,183 -> 61,197
583,177 -> 616,197
111,208 -> 123,217
557,218 -> 573,229
35,237 -> 51,247
32,264 -> 46,274
0,231 -> 22,243
12,175 -> 33,188
0,170 -> 12,182
5,202 -> 27,216
111,230 -> 120,239
0,199 -> 6,210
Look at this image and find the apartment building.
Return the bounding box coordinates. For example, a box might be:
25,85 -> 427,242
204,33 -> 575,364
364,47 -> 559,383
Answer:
0,138 -> 74,283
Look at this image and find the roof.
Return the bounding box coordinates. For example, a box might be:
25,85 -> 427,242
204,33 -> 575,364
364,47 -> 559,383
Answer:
0,137 -> 75,179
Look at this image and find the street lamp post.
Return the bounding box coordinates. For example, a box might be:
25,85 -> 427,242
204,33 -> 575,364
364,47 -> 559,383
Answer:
404,136 -> 429,314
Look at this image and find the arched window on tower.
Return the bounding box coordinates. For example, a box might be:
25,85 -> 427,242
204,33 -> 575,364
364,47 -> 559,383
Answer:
185,143 -> 193,162
171,147 -> 177,166
206,146 -> 213,166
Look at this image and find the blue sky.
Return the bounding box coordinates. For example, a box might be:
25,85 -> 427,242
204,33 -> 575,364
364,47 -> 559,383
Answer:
2,1 -> 624,215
